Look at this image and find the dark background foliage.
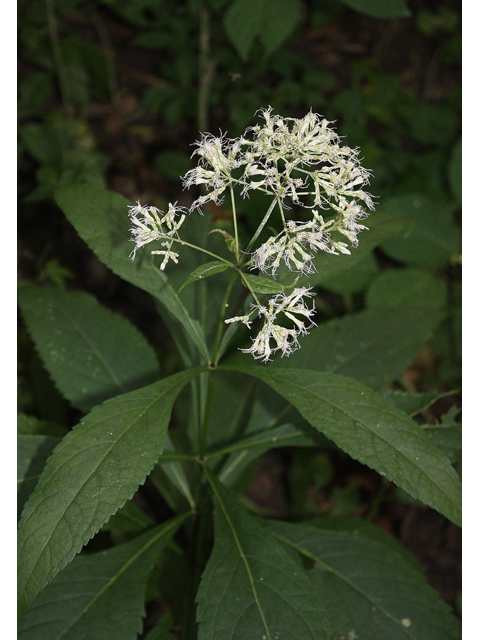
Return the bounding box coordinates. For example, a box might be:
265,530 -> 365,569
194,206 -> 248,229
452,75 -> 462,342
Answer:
18,0 -> 461,625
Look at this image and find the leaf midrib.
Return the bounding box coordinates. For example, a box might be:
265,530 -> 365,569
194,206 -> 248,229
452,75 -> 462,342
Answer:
18,374 -> 195,607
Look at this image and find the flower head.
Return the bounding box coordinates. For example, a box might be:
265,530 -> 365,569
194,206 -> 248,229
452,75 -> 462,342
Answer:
128,201 -> 186,261
235,287 -> 316,362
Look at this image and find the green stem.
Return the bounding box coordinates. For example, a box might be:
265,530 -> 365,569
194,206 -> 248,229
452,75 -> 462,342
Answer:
229,184 -> 240,260
210,269 -> 240,366
166,235 -> 236,267
199,370 -> 214,457
242,197 -> 277,260
239,271 -> 262,306
45,0 -> 70,112
197,4 -> 215,133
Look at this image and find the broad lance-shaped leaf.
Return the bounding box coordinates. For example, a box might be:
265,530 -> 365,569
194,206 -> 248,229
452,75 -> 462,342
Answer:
197,468 -> 332,640
274,307 -> 444,391
266,520 -> 460,640
220,366 -> 461,526
18,284 -> 159,413
17,367 -> 203,614
54,184 -> 209,362
18,513 -> 190,640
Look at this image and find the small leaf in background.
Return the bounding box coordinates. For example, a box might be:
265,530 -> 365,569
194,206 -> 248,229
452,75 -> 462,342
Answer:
448,137 -> 462,204
178,260 -> 231,293
17,368 -> 202,614
379,194 -> 460,268
18,284 -> 160,413
259,0 -> 302,56
241,272 -> 285,294
17,435 -> 61,519
154,150 -> 191,181
377,389 -> 449,417
267,520 -> 461,640
338,0 -> 411,19
17,412 -> 66,438
101,498 -> 155,539
18,515 -> 189,640
143,609 -> 176,640
366,267 -> 447,309
215,423 -> 329,487
423,406 -> 461,464
224,0 -> 301,60
318,252 -> 378,295
222,366 -> 461,526
273,307 -> 444,391
197,469 -> 333,639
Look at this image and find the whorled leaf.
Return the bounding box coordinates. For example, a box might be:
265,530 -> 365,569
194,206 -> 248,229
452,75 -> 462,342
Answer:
17,367 -> 202,614
266,520 -> 460,640
273,307 -> 444,390
18,514 -> 190,640
220,366 -> 461,526
197,469 -> 333,639
18,284 -> 160,413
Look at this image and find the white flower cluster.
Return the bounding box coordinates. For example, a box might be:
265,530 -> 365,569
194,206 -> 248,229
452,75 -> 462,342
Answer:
251,209 -> 356,277
183,107 -> 373,268
182,133 -> 244,211
226,287 -> 316,362
129,108 -> 375,362
128,201 -> 186,270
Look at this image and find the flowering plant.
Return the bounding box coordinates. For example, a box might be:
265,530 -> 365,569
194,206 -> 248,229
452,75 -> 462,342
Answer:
17,109 -> 461,639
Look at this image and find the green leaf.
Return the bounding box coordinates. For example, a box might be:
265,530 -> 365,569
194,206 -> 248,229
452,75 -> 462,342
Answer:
241,272 -> 285,294
197,468 -> 333,639
337,0 -> 411,19
303,516 -> 423,572
266,520 -> 460,640
157,435 -> 195,508
379,195 -> 460,269
18,284 -> 160,413
220,366 -> 462,526
423,407 -> 461,464
366,268 -> 447,309
272,307 -> 444,390
18,515 -> 189,640
212,423 -> 329,487
18,435 -> 61,519
144,610 -> 176,640
318,252 -> 378,295
101,499 -> 154,536
224,0 -> 301,60
377,389 -> 449,417
178,260 -> 230,293
54,184 -> 209,362
17,367 -> 202,614
224,0 -> 264,59
17,413 -> 66,438
448,138 -> 462,204
259,0 -> 302,56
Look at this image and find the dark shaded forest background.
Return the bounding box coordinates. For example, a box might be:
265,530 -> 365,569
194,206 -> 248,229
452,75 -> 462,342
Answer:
17,0 -> 462,619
